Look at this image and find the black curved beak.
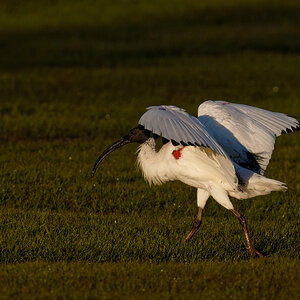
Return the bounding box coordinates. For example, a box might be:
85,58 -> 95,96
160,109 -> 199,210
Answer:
91,137 -> 130,177
91,126 -> 150,178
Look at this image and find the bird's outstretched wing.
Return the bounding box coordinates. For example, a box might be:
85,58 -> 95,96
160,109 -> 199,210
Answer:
198,101 -> 299,174
138,105 -> 227,157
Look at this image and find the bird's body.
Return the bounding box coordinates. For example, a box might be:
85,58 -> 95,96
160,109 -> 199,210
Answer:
92,100 -> 299,258
137,138 -> 287,210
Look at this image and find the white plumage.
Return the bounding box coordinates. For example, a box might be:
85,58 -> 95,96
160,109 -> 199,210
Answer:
197,101 -> 299,174
93,100 -> 299,258
137,101 -> 298,207
139,105 -> 226,156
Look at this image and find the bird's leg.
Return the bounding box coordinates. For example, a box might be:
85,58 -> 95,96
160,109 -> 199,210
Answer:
230,209 -> 263,258
184,207 -> 203,242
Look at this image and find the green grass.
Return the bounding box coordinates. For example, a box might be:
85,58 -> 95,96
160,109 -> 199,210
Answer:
0,0 -> 299,298
0,259 -> 298,300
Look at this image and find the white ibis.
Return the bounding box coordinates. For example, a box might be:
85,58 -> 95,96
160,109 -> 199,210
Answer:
92,101 -> 299,258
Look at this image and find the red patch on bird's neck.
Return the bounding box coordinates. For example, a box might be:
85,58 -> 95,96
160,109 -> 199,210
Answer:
172,148 -> 183,160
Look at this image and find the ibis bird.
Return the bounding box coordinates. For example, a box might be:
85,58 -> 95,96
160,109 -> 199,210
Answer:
92,101 -> 299,258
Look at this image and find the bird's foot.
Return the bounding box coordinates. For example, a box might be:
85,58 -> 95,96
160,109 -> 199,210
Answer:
184,220 -> 201,242
248,248 -> 264,258
184,232 -> 194,242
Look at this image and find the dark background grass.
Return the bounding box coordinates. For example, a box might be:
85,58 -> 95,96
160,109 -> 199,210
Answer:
0,0 -> 299,298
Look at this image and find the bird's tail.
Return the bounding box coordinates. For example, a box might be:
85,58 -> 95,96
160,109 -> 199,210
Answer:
240,173 -> 287,198
233,162 -> 287,199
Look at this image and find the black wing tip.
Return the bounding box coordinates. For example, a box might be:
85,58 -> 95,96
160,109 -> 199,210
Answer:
162,137 -> 169,144
171,139 -> 180,146
281,124 -> 300,135
164,139 -> 198,147
292,125 -> 300,132
179,141 -> 203,147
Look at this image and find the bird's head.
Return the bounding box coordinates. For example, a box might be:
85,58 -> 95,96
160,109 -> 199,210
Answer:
91,126 -> 150,177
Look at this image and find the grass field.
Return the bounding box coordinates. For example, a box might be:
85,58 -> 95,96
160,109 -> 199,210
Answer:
0,0 -> 299,299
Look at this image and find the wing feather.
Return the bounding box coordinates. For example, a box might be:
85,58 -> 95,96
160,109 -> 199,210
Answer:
198,100 -> 299,174
228,102 -> 298,135
175,118 -> 201,145
138,105 -> 227,156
